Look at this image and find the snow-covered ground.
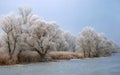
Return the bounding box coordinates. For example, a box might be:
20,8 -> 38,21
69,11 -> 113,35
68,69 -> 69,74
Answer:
0,53 -> 120,75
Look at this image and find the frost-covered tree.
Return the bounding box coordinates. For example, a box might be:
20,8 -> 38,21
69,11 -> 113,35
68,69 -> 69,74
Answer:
52,30 -> 69,51
17,7 -> 68,61
0,13 -> 22,60
24,22 -> 60,61
77,27 -> 114,57
63,32 -> 76,52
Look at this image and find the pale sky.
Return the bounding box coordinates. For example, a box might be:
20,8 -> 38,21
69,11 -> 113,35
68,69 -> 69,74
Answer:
0,0 -> 120,45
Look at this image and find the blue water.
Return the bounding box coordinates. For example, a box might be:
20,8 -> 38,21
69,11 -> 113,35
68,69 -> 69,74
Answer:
0,54 -> 120,75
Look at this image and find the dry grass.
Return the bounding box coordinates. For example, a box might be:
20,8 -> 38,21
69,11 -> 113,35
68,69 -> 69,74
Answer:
19,51 -> 84,62
0,52 -> 18,65
18,51 -> 41,63
0,54 -> 9,65
49,51 -> 84,61
0,51 -> 84,65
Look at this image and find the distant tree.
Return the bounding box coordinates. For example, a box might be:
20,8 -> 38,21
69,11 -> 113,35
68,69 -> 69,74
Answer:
63,32 -> 76,52
77,27 -> 114,57
52,30 -> 69,51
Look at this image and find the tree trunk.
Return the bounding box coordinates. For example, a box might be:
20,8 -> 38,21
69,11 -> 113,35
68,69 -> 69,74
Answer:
83,50 -> 86,58
17,50 -> 23,63
39,53 -> 46,62
9,55 -> 13,60
33,49 -> 46,62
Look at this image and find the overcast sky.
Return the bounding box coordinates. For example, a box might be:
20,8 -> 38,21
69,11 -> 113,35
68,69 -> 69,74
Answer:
0,0 -> 120,46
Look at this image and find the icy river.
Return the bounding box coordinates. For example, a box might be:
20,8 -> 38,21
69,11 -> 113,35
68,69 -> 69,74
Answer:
0,54 -> 120,75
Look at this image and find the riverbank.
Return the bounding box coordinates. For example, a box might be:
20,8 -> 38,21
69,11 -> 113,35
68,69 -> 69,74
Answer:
0,54 -> 120,75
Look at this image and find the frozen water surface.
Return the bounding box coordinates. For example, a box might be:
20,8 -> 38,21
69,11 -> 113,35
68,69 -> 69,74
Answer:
0,54 -> 120,75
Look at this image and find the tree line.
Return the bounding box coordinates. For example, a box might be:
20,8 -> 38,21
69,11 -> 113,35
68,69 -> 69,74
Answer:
0,7 -> 119,65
